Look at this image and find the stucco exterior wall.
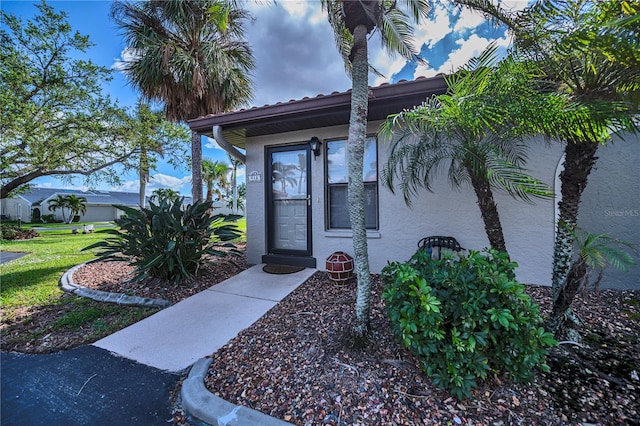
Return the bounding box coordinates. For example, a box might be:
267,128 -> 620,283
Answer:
575,134 -> 640,289
0,198 -> 30,221
245,122 -> 566,286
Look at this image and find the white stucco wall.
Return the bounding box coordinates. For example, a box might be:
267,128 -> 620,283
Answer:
245,122 -> 566,286
575,134 -> 640,289
0,198 -> 30,221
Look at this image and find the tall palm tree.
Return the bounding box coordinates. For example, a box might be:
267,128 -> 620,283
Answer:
228,154 -> 243,214
111,0 -> 254,202
321,0 -> 431,337
455,0 -> 640,331
381,46 -> 555,255
202,159 -> 229,203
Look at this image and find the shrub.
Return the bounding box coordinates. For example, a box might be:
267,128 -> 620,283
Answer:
84,197 -> 242,284
381,249 -> 556,398
1,225 -> 40,240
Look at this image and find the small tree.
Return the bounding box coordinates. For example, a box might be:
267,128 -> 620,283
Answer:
66,195 -> 87,223
47,195 -> 70,223
548,226 -> 637,337
48,194 -> 87,223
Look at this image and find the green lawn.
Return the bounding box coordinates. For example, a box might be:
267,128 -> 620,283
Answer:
1,230 -> 110,314
1,216 -> 245,327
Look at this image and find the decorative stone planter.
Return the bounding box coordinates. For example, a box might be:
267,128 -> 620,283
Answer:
325,251 -> 354,283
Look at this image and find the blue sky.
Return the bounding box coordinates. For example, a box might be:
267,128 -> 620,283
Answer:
3,0 -> 528,196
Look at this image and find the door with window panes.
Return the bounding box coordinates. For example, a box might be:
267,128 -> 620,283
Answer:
266,144 -> 312,256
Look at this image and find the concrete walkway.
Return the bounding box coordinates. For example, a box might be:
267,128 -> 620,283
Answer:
2,264 -> 312,426
93,264 -> 316,372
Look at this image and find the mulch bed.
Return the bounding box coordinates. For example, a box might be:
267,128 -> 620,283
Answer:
72,243 -> 248,304
201,273 -> 640,425
2,245 -> 639,424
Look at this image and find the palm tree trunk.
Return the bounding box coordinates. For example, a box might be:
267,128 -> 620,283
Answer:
348,23 -> 372,338
468,168 -> 508,254
192,130 -> 203,202
551,141 -> 599,297
140,146 -> 149,208
548,256 -> 587,335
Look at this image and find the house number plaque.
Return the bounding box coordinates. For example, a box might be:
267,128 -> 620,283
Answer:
248,171 -> 262,183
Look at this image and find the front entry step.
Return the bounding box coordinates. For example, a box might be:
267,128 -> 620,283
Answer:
262,254 -> 317,268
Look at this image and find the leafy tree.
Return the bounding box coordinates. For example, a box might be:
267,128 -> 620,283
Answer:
455,0 -> 640,333
321,0 -> 431,337
0,1 -> 133,199
126,100 -> 190,208
381,46 -> 555,255
111,0 -> 255,202
202,159 -> 229,203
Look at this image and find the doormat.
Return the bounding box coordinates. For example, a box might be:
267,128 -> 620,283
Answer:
262,264 -> 305,274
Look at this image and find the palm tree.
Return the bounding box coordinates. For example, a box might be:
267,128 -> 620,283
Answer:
127,99 -> 189,208
150,188 -> 180,204
321,0 -> 431,337
381,46 -> 555,255
549,227 -> 636,336
47,194 -> 87,223
111,0 -> 254,202
202,159 -> 229,203
228,154 -> 243,214
454,0 -> 640,332
47,194 -> 69,223
66,195 -> 87,223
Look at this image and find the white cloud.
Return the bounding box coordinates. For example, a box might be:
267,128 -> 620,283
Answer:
415,33 -> 510,78
204,137 -> 224,151
280,0 -> 309,17
453,8 -> 487,33
415,2 -> 451,48
113,174 -> 191,195
111,47 -> 140,71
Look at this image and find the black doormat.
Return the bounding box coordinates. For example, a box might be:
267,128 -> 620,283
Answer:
262,264 -> 305,274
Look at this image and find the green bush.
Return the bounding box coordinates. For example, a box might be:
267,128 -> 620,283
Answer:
1,225 -> 40,240
381,249 -> 556,398
84,197 -> 241,284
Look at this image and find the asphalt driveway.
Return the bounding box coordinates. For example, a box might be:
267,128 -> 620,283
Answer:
1,346 -> 179,426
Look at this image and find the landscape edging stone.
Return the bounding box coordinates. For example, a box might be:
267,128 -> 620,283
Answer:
181,357 -> 293,426
60,260 -> 171,308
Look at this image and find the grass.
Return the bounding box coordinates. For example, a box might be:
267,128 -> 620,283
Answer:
1,220 -> 115,229
1,216 -> 246,344
1,229 -> 110,314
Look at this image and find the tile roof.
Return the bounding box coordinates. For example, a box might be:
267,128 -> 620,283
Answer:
188,75 -> 448,147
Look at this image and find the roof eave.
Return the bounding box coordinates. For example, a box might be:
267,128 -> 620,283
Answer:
188,75 -> 447,146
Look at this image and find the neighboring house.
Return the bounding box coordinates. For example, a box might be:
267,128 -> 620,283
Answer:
189,75 -> 640,290
1,188 -> 142,223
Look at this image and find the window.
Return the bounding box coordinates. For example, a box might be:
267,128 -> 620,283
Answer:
326,137 -> 378,229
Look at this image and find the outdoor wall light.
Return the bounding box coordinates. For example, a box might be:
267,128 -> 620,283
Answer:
309,136 -> 322,157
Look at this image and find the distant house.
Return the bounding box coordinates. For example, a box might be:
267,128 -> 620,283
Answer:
188,75 -> 640,290
0,188 -> 237,223
0,188 -> 142,223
